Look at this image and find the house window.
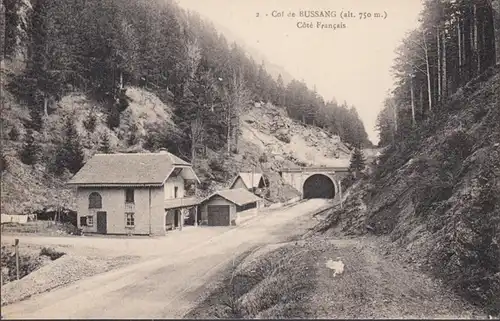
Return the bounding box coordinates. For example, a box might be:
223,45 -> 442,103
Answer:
237,202 -> 257,212
80,216 -> 87,226
174,186 -> 178,198
87,215 -> 94,226
125,212 -> 135,227
88,192 -> 102,209
125,188 -> 134,203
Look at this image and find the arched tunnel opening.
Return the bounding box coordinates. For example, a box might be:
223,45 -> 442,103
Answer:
303,174 -> 336,199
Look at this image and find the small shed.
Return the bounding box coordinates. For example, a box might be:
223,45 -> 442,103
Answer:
229,172 -> 267,191
200,188 -> 263,226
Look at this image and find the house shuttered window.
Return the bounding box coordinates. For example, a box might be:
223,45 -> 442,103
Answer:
88,192 -> 102,209
125,212 -> 135,227
87,216 -> 94,226
125,188 -> 134,203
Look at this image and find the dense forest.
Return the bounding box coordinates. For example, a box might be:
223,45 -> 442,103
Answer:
371,0 -> 499,314
1,0 -> 369,177
377,0 -> 499,145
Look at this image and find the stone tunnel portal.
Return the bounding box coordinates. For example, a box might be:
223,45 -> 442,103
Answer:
303,174 -> 336,199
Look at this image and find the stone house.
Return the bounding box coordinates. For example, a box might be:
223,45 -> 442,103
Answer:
67,151 -> 200,236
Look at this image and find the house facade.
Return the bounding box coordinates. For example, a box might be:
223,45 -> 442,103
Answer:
68,151 -> 200,236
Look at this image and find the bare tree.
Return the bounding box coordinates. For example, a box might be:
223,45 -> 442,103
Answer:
402,30 -> 433,114
491,0 -> 500,64
225,68 -> 251,154
437,25 -> 442,103
190,116 -> 203,163
410,71 -> 416,127
186,39 -> 201,80
422,27 -> 433,113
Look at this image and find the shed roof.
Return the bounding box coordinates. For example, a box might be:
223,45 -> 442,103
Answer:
67,152 -> 195,186
203,188 -> 262,206
230,172 -> 263,189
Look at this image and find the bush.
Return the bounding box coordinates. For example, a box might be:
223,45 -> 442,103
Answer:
276,131 -> 291,143
143,122 -> 184,153
209,157 -> 225,172
8,127 -> 20,141
0,150 -> 7,173
1,246 -> 43,283
440,130 -> 473,173
39,247 -> 65,260
341,173 -> 356,191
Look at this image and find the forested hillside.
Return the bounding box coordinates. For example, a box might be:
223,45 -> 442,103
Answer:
0,0 -> 369,214
377,0 -> 499,144
323,0 -> 500,316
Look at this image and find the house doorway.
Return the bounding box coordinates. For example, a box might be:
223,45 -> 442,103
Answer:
174,209 -> 179,228
207,205 -> 231,226
96,211 -> 107,234
196,206 -> 202,225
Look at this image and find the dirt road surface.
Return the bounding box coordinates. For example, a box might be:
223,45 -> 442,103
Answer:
2,199 -> 331,319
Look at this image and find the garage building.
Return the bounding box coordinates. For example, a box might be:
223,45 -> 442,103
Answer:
200,188 -> 263,226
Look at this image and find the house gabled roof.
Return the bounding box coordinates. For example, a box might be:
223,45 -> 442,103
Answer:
203,188 -> 262,206
67,152 -> 197,186
229,172 -> 264,189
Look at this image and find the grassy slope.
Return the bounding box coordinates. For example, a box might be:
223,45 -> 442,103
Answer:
316,66 -> 500,315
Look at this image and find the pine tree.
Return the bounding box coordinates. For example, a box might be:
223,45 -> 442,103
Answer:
107,103 -> 121,129
276,74 -> 285,106
3,0 -> 20,59
83,110 -> 97,133
127,123 -> 138,146
28,106 -> 43,132
349,147 -> 366,178
53,118 -> 84,174
20,129 -> 40,165
99,132 -> 111,153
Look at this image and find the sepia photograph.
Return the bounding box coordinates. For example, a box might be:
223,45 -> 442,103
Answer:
0,0 -> 499,319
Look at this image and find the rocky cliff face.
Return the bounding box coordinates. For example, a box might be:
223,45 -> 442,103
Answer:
241,103 -> 351,168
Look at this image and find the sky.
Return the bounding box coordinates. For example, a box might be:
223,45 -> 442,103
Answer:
176,0 -> 423,144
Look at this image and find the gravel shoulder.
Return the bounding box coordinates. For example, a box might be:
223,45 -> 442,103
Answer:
0,240 -> 140,306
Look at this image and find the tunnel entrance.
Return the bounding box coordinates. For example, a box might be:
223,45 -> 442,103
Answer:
303,174 -> 335,199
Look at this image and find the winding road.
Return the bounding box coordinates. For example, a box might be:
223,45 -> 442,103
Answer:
2,199 -> 331,319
